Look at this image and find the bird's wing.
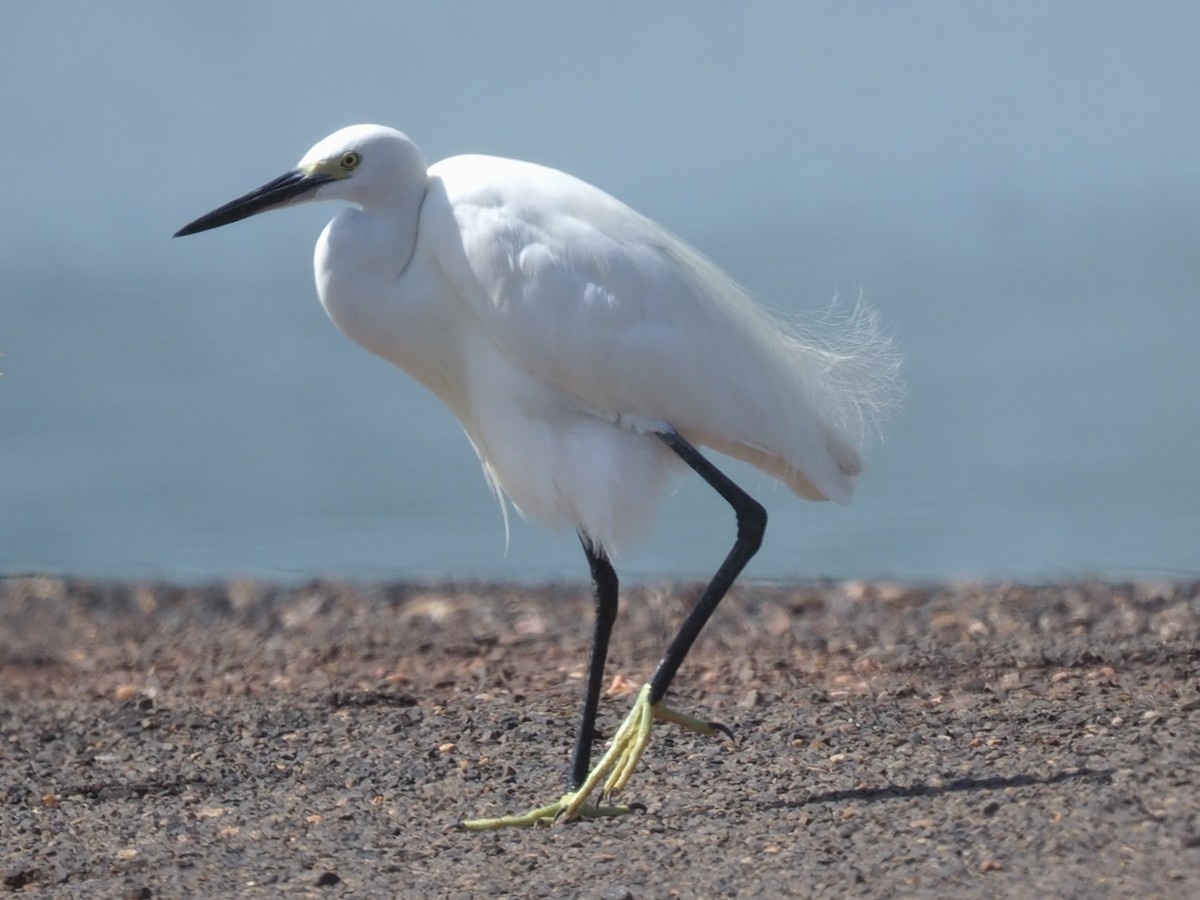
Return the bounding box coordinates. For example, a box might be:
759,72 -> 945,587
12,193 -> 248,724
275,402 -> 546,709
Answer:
428,155 -> 893,503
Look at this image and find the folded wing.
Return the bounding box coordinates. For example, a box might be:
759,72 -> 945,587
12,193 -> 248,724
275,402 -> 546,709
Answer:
430,154 -> 900,504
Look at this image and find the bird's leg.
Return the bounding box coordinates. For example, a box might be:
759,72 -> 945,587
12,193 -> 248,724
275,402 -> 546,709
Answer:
457,535 -> 633,830
570,535 -> 619,787
458,430 -> 764,830
556,430 -> 764,814
647,429 -> 767,705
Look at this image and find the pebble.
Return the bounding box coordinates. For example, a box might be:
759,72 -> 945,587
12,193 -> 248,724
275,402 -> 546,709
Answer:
1,576 -> 1196,896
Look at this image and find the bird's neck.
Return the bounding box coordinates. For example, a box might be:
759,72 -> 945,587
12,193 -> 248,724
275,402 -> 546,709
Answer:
319,201 -> 418,283
314,202 -> 469,417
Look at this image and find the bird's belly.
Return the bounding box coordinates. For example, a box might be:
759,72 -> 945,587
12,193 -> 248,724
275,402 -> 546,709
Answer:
465,368 -> 676,557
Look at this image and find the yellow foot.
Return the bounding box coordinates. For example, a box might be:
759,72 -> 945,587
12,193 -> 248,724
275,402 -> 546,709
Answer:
455,795 -> 641,831
457,685 -> 730,831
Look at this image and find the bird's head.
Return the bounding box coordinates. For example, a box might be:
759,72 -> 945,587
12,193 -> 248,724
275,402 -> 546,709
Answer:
174,124 -> 427,237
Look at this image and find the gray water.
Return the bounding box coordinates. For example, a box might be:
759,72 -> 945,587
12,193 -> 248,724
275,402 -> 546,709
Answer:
3,4 -> 1198,583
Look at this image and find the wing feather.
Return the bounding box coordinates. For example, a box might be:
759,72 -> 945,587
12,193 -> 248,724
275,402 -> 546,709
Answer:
429,154 -> 900,503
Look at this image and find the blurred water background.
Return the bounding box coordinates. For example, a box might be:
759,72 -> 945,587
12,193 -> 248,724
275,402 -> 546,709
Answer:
2,3 -> 1197,584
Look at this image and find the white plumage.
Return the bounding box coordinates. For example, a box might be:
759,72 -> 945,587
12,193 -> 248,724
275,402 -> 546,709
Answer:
294,125 -> 899,555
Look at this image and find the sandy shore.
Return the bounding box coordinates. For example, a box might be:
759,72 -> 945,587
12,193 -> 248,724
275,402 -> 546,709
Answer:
2,576 -> 1198,897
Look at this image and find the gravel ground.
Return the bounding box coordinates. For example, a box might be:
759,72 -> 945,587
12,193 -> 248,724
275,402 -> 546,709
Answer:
1,576 -> 1198,898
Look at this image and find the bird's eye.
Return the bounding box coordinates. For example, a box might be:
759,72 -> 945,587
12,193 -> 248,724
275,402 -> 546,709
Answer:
340,151 -> 361,170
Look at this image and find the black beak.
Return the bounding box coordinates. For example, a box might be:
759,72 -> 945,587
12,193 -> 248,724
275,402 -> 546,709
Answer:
174,168 -> 333,237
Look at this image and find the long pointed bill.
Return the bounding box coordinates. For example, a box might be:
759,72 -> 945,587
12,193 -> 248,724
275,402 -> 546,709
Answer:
173,168 -> 333,237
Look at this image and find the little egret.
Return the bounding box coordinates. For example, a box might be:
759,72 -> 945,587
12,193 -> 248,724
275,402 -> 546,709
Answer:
175,124 -> 900,829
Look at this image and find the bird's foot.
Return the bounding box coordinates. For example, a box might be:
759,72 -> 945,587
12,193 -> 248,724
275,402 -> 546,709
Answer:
456,684 -> 730,831
454,795 -> 641,831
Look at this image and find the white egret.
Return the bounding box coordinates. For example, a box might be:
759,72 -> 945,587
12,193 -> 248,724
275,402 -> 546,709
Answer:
175,124 -> 900,829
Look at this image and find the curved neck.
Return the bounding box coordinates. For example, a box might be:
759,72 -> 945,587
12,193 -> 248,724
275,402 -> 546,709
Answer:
313,189 -> 469,417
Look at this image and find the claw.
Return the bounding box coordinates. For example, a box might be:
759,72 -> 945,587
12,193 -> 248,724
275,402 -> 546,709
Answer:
709,720 -> 736,743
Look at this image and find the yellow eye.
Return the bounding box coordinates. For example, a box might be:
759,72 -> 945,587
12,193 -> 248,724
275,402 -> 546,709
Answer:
340,151 -> 361,170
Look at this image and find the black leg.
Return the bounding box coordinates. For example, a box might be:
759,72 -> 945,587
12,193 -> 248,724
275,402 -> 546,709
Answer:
649,430 -> 767,704
569,534 -> 619,788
